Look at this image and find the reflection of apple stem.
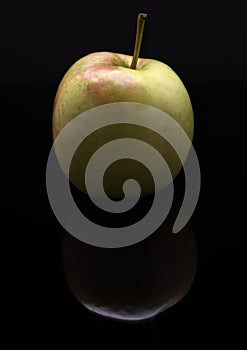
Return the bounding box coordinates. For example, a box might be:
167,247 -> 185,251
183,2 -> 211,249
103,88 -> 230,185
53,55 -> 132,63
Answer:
130,13 -> 148,70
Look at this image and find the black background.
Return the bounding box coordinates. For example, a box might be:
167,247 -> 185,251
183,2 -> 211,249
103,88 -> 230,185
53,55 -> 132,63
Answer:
2,0 -> 246,346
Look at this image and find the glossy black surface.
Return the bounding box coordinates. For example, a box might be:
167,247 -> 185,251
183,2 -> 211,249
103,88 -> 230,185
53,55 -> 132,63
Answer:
2,0 -> 245,345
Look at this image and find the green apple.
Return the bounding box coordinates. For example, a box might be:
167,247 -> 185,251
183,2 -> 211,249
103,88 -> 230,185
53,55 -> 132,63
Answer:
52,14 -> 194,198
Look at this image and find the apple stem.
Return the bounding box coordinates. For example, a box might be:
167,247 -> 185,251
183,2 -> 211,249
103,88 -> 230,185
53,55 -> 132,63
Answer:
130,13 -> 148,70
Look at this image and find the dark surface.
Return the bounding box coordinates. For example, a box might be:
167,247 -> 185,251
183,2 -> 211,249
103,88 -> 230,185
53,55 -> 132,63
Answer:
2,0 -> 245,346
3,82 -> 244,346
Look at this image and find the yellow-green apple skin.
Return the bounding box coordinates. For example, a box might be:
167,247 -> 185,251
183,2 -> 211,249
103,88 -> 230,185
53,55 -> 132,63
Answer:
52,52 -> 194,198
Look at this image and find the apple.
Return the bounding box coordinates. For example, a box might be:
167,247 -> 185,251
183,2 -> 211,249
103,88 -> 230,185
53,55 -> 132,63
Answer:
52,14 -> 194,198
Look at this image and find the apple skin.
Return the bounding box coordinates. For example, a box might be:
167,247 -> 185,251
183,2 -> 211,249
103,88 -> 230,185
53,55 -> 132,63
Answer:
52,52 -> 194,198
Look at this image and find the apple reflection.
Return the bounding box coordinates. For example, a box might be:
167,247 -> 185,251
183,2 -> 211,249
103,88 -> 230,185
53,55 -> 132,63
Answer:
61,201 -> 197,321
